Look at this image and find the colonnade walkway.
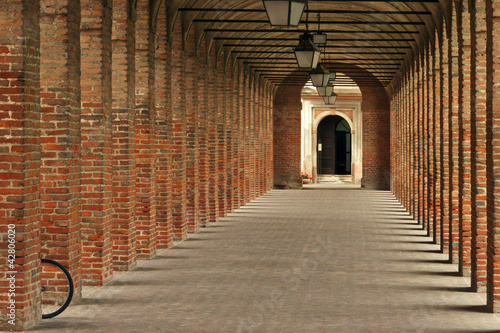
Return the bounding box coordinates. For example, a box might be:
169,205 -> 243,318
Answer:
33,190 -> 500,332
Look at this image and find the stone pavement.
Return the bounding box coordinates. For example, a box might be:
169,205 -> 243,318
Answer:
29,190 -> 500,332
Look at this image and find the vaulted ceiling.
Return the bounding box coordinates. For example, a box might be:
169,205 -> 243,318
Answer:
168,0 -> 449,89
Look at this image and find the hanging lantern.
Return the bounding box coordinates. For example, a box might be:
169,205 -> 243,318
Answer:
262,0 -> 307,27
312,32 -> 327,45
294,34 -> 321,68
317,85 -> 333,97
309,63 -> 330,87
323,92 -> 338,105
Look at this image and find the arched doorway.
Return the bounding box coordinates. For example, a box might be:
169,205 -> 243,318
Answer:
317,116 -> 351,175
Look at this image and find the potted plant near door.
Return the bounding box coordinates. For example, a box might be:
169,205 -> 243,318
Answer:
301,172 -> 313,184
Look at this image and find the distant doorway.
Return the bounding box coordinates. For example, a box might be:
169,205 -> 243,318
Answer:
317,116 -> 351,175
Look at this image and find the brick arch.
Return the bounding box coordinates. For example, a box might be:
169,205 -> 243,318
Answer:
273,68 -> 390,190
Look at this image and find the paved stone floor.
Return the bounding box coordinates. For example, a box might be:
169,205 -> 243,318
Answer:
31,190 -> 500,332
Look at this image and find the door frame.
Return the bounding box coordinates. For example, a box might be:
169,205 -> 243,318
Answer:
304,100 -> 362,184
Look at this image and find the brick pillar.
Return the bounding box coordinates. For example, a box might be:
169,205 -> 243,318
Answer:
422,50 -> 430,235
486,0 -> 500,313
450,7 -> 461,264
198,42 -> 209,227
402,76 -> 409,211
403,75 -> 410,211
111,0 -> 137,270
0,1 -> 41,330
433,33 -> 443,248
459,2 -> 472,277
258,83 -> 265,196
231,63 -> 241,210
154,1 -> 173,247
134,0 -> 156,258
185,32 -> 200,233
427,46 -> 436,240
411,67 -> 417,218
249,76 -> 257,199
244,70 -> 251,200
472,0 -> 488,292
39,0 -> 81,295
273,84 -> 303,189
265,87 -> 272,191
170,19 -> 187,238
225,61 -> 234,213
80,0 -> 113,285
441,27 -> 451,257
238,66 -> 246,206
217,57 -> 227,216
207,50 -> 219,223
417,63 -> 424,226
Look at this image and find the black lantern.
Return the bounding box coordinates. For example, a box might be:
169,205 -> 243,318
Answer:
317,85 -> 334,97
309,63 -> 330,87
312,32 -> 327,45
323,93 -> 338,105
294,33 -> 321,68
262,0 -> 307,27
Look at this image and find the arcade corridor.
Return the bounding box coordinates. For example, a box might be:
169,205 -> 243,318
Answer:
31,190 -> 500,332
3,0 -> 500,331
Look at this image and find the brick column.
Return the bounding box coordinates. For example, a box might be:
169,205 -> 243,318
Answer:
225,61 -> 234,213
111,0 -> 137,269
0,0 -> 41,330
170,19 -> 187,238
450,7 -> 461,264
80,0 -> 113,285
231,63 -> 241,210
154,1 -> 173,247
409,69 -> 416,216
250,76 -> 257,199
217,57 -> 227,216
185,33 -> 200,233
134,0 -> 157,258
459,3 -> 472,277
39,0 -> 81,294
434,34 -> 443,248
207,50 -> 219,223
422,50 -> 430,234
238,66 -> 246,206
486,0 -> 500,313
417,62 -> 424,226
244,70 -> 251,199
441,27 -> 451,257
273,84 -> 303,189
427,46 -> 436,240
403,73 -> 410,212
198,42 -> 209,227
472,0 -> 488,292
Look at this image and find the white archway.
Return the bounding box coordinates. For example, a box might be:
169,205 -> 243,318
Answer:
301,97 -> 363,184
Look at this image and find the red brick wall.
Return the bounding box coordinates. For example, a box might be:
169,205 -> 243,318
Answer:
39,0 -> 82,297
472,0 -> 488,293
170,17 -> 188,239
359,84 -> 391,190
0,0 -> 41,330
111,0 -> 137,270
389,0 -> 500,314
80,0 -> 114,285
154,0 -> 173,249
273,84 -> 302,189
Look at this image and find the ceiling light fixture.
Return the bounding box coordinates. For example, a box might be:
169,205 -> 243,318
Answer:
262,0 -> 307,27
294,3 -> 320,68
309,63 -> 330,87
317,85 -> 334,97
323,92 -> 338,105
